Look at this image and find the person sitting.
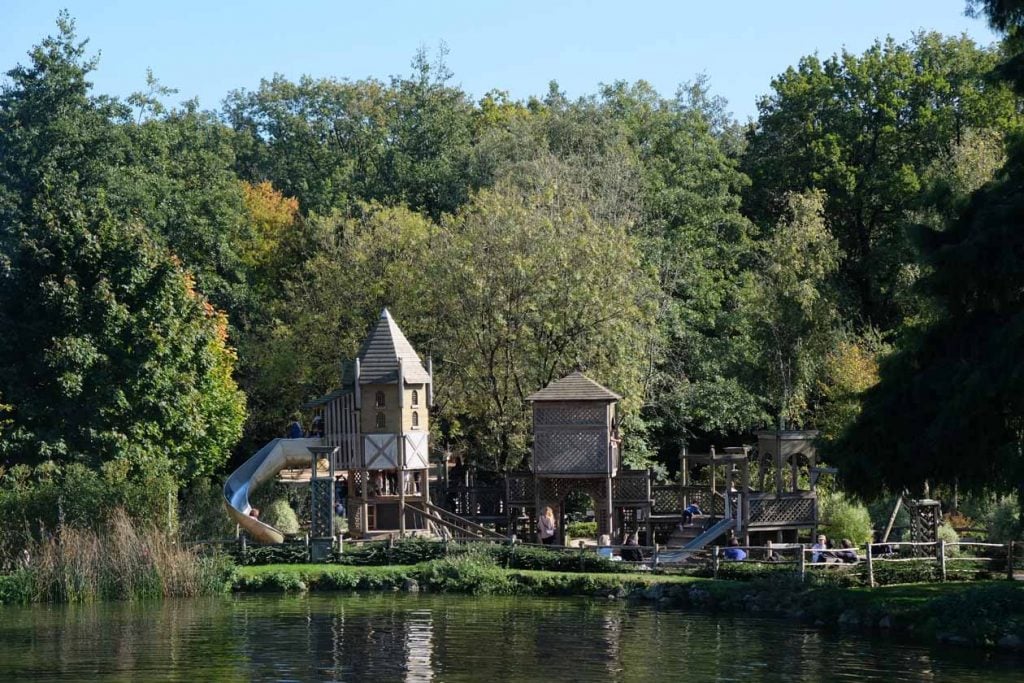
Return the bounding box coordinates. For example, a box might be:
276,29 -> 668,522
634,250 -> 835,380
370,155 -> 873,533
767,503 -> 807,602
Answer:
837,538 -> 859,563
811,534 -> 833,563
680,503 -> 703,527
723,538 -> 746,561
621,531 -> 643,562
286,415 -> 304,439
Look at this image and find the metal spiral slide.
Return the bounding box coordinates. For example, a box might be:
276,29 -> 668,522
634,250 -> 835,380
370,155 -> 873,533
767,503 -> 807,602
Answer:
223,437 -> 322,543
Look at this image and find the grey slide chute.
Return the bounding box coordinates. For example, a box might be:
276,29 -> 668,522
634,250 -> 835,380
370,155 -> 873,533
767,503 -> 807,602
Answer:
223,437 -> 322,544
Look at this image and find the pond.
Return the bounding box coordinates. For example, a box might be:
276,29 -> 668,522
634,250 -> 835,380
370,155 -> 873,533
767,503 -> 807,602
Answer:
0,593 -> 1020,681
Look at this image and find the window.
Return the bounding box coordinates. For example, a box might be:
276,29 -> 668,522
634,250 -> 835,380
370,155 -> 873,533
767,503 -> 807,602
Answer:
375,391 -> 385,408
411,389 -> 419,407
375,412 -> 386,430
412,411 -> 419,428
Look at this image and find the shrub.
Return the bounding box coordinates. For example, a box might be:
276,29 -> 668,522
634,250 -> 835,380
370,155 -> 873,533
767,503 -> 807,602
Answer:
937,522 -> 960,555
565,521 -> 597,539
985,496 -> 1021,543
819,492 -> 873,546
419,555 -> 515,595
264,499 -> 300,535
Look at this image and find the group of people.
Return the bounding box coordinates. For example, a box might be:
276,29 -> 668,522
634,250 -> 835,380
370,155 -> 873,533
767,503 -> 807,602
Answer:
286,414 -> 324,439
719,534 -> 860,563
369,470 -> 422,497
811,534 -> 859,564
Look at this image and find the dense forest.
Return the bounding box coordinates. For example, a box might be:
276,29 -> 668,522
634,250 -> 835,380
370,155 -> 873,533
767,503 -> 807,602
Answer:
2,4 -> 1023,536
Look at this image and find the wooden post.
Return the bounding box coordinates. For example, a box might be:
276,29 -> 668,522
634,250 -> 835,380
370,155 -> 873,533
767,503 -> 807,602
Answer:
798,545 -> 806,582
654,543 -> 660,569
866,542 -> 875,588
712,545 -> 720,579
1008,541 -> 1016,581
398,359 -> 406,538
938,539 -> 947,582
882,496 -> 902,543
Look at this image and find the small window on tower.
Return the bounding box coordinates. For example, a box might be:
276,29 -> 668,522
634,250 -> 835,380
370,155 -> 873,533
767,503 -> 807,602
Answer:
412,389 -> 419,406
375,412 -> 386,430
375,391 -> 385,408
412,411 -> 420,428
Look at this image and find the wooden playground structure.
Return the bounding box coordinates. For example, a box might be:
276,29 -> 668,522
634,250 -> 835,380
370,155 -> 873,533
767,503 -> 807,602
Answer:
227,309 -> 838,552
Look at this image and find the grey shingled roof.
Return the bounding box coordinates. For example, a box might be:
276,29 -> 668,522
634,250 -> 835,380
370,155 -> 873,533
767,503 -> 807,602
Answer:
526,371 -> 621,402
352,309 -> 431,385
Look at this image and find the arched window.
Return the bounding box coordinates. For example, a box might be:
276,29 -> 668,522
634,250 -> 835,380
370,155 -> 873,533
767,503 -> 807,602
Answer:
375,412 -> 386,430
411,389 -> 419,406
375,391 -> 385,408
412,411 -> 419,428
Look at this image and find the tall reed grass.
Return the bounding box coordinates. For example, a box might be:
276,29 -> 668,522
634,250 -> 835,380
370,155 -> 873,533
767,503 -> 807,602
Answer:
20,510 -> 231,603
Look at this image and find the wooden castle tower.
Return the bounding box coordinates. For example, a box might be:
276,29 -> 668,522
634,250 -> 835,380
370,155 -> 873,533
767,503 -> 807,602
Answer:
312,309 -> 433,537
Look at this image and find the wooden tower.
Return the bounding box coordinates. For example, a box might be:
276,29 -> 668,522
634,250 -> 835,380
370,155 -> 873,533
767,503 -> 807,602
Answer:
526,372 -> 622,542
314,308 -> 433,537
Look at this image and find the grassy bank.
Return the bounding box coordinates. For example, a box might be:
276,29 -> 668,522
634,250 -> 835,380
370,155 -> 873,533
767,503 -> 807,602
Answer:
231,560 -> 1024,651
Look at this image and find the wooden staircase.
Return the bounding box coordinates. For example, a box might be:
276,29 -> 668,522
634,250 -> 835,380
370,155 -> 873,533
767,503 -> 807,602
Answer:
667,515 -> 712,546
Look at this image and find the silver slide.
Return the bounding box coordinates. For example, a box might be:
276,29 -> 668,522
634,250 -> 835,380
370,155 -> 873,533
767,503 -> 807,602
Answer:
223,437 -> 323,544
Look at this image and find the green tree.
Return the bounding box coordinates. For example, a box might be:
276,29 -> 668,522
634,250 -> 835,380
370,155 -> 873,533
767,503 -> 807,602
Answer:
239,203 -> 434,446
739,190 -> 840,427
0,15 -> 244,490
744,33 -> 1020,331
428,174 -> 660,471
830,3 -> 1024,522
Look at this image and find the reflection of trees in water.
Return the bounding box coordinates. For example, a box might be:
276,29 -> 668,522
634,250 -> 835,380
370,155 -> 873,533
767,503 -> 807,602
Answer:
0,594 -> 1001,682
0,598 -> 243,679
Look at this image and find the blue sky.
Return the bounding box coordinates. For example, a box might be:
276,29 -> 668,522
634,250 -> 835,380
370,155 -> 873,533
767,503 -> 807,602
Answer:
1,1 -> 999,121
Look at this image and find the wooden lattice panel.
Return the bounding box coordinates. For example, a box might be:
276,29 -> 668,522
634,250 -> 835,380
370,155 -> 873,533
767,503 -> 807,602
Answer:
907,500 -> 941,544
534,429 -> 606,473
507,473 -> 535,505
612,471 -> 650,504
539,478 -> 609,504
652,485 -> 682,514
310,479 -> 334,537
748,496 -> 815,526
534,403 -> 605,426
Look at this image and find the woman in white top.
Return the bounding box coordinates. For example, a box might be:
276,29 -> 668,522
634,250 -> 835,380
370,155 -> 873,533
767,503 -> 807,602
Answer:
537,506 -> 557,545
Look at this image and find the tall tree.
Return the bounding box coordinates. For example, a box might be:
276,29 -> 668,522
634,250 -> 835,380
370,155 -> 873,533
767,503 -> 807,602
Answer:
831,2 -> 1024,524
428,171 -> 660,471
744,33 -> 1020,331
0,15 -> 244,488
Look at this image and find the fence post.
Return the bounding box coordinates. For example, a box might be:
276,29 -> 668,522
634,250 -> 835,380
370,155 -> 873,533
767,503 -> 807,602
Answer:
866,542 -> 875,588
654,543 -> 660,569
798,546 -> 806,582
938,539 -> 947,582
578,542 -> 585,571
712,546 -> 720,579
1008,541 -> 1016,581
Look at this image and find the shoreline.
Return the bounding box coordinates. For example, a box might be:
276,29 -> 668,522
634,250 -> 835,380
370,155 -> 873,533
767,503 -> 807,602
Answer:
230,562 -> 1024,653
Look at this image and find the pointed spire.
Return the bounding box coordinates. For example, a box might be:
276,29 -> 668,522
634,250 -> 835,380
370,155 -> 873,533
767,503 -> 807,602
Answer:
353,308 -> 430,384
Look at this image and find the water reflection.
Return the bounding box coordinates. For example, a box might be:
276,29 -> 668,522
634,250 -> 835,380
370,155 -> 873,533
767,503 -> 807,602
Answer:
0,593 -> 1020,681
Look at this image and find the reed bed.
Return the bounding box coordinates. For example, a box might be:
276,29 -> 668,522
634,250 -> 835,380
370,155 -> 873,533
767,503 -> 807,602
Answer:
20,510 -> 230,603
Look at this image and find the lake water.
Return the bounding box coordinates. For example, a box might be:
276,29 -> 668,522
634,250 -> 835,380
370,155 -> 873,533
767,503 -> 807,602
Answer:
0,593 -> 1020,681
